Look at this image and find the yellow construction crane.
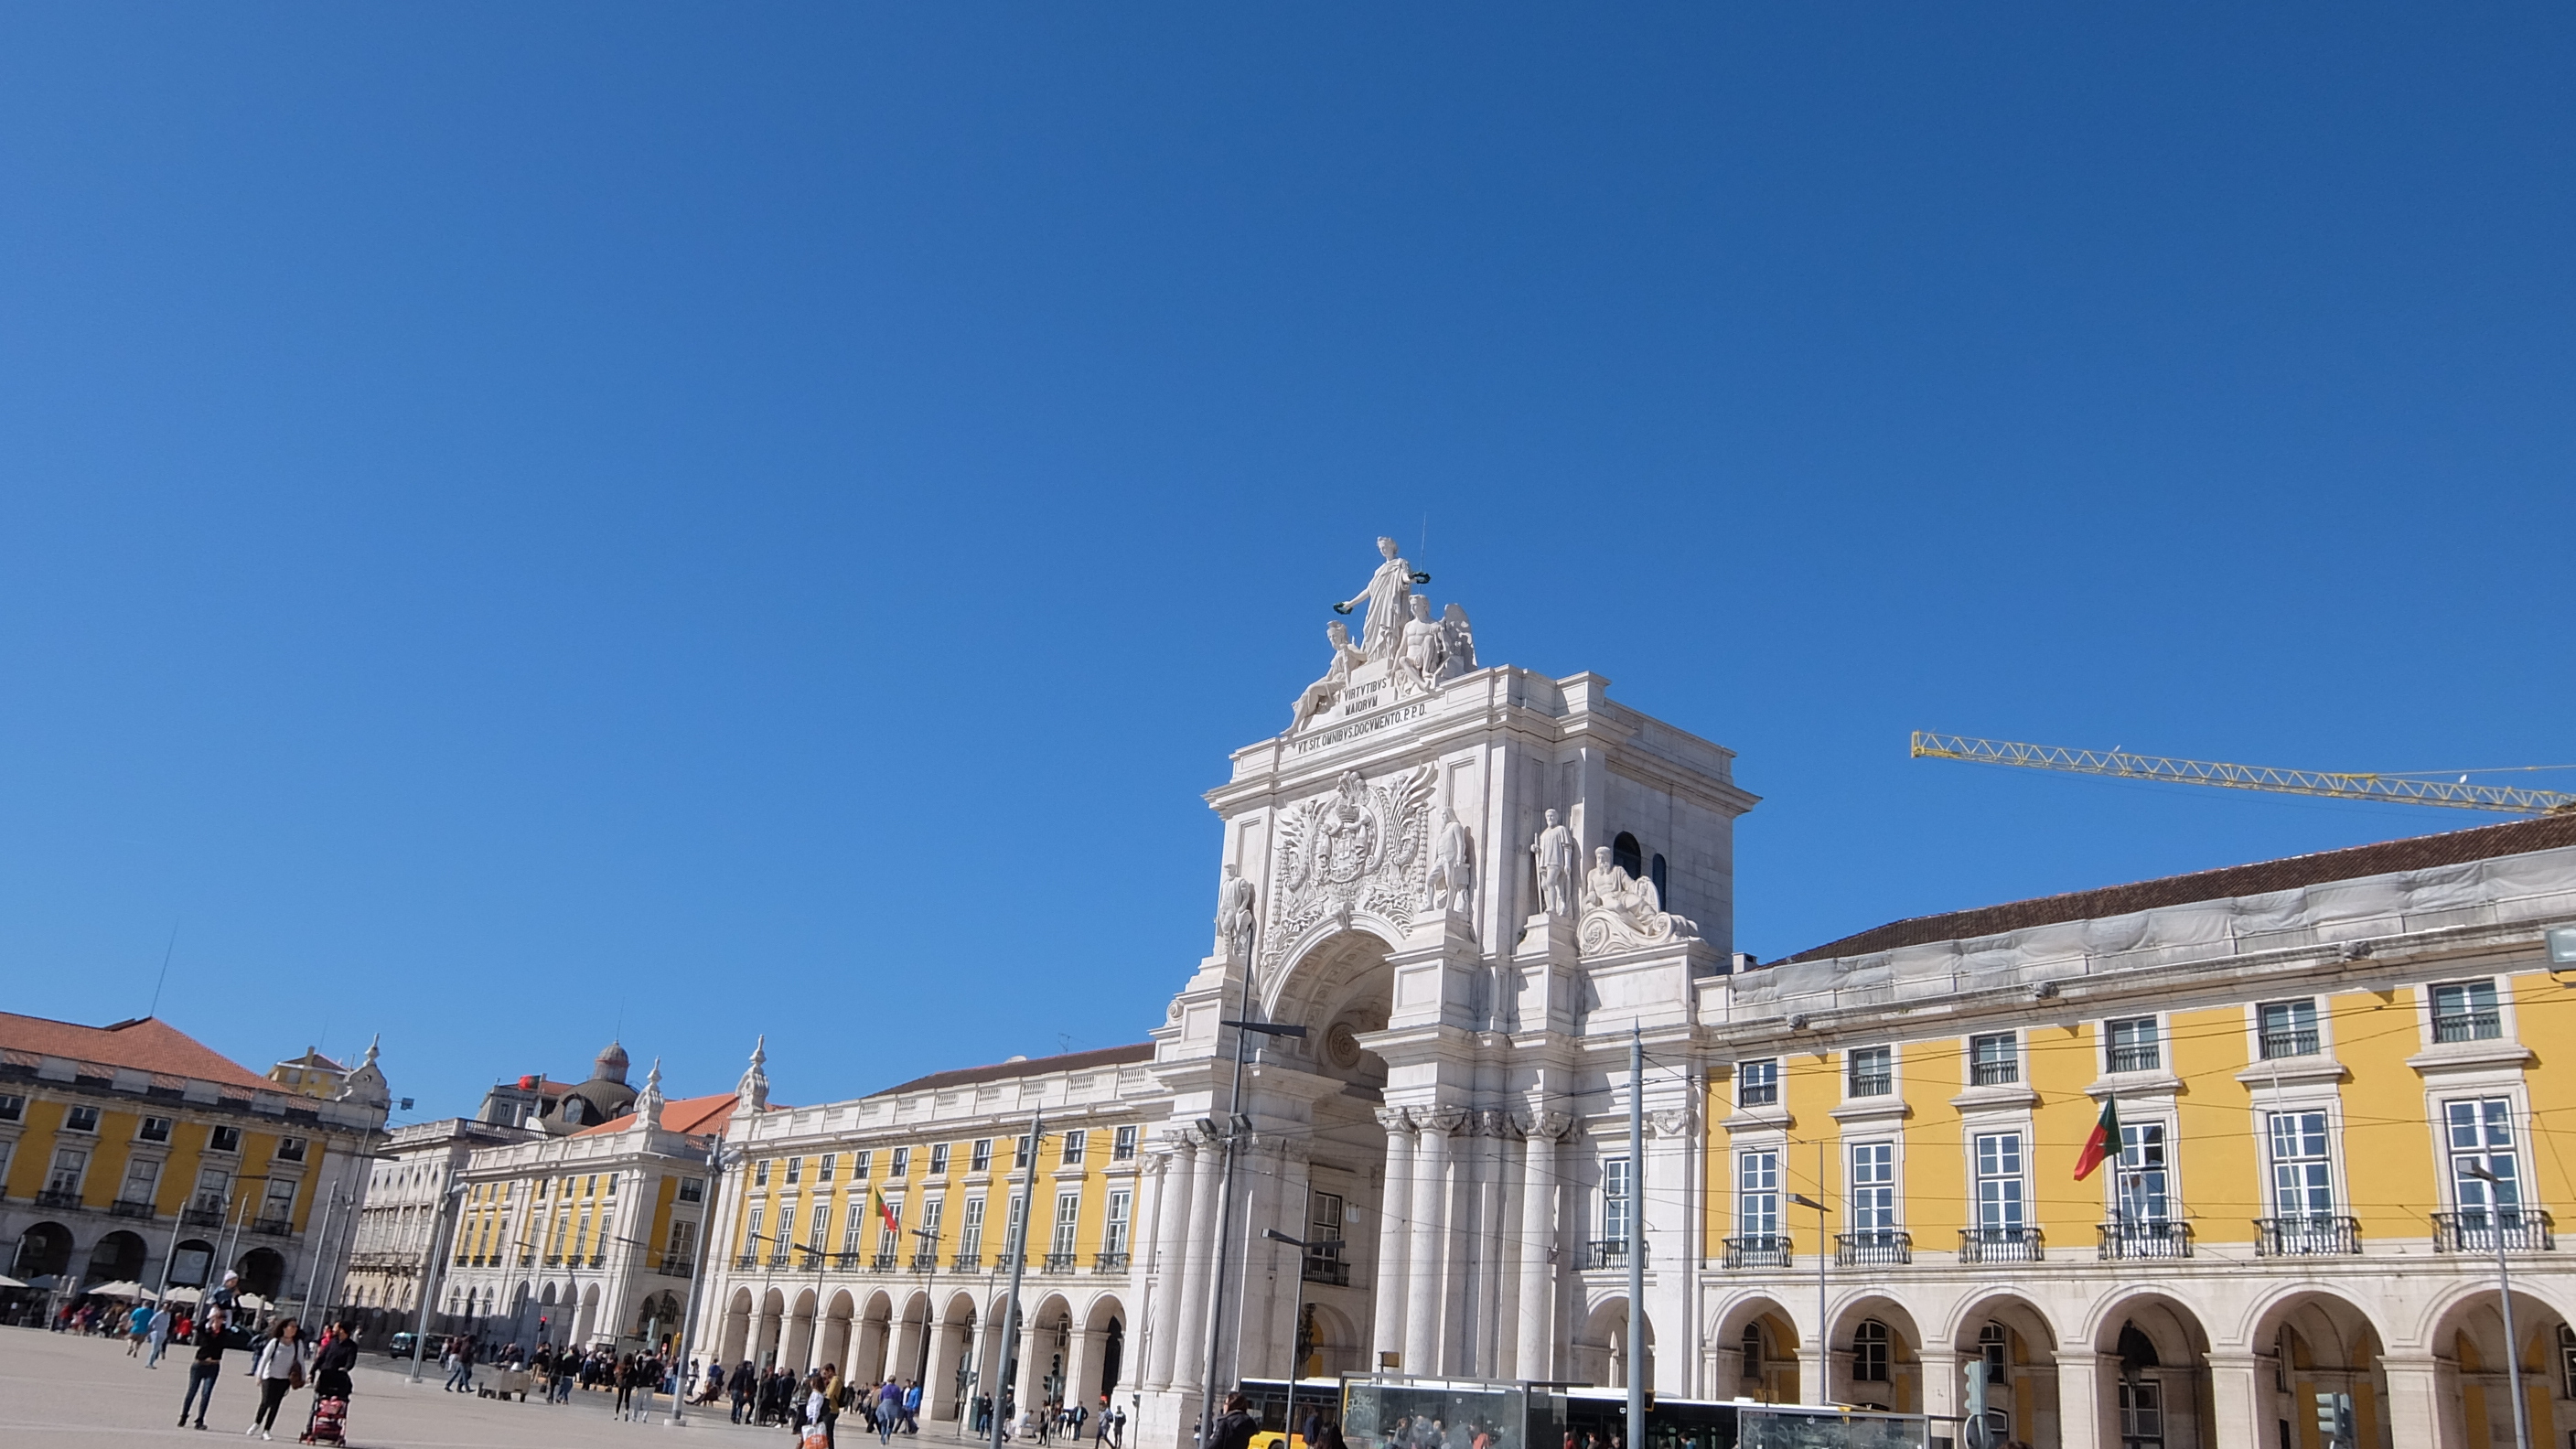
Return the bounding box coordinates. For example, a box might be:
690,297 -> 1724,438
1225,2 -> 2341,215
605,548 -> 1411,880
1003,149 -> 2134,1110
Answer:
1910,731 -> 2576,815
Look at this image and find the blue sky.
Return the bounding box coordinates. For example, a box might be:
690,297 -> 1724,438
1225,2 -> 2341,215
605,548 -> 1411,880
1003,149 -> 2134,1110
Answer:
3,7 -> 2571,1121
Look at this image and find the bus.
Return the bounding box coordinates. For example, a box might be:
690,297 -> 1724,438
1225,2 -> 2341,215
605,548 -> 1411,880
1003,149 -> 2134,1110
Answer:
1238,1377 -> 1942,1449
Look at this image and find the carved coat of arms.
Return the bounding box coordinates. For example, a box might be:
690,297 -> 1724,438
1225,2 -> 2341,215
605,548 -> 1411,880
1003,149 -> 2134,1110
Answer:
1267,766 -> 1437,960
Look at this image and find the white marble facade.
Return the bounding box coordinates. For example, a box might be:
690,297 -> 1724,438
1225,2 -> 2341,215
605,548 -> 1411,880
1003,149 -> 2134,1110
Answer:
1126,542 -> 1755,1445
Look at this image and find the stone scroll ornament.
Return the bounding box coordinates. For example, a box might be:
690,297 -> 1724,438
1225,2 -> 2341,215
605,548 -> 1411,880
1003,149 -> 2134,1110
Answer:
1266,764 -> 1438,961
1576,845 -> 1700,953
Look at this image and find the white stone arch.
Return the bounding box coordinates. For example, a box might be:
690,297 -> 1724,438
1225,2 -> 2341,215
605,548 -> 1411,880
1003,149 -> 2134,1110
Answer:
2408,1272 -> 2576,1356
1709,1292 -> 1802,1405
719,1286 -> 753,1364
754,1286 -> 786,1367
821,1289 -> 856,1378
576,1283 -> 601,1347
1942,1291 -> 2059,1449
2237,1285 -> 2394,1364
1828,1293 -> 1928,1413
2085,1290 -> 2217,1449
929,1288 -> 982,1421
857,1288 -> 896,1384
1573,1295 -> 1656,1390
787,1286 -> 820,1370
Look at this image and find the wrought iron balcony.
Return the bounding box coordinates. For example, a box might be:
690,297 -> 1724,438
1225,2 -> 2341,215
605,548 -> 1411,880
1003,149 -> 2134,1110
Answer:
2259,1029 -> 2319,1060
1092,1251 -> 1129,1274
2433,1209 -> 2555,1253
107,1198 -> 157,1219
2098,1219 -> 2193,1260
653,1255 -> 694,1276
1723,1234 -> 1792,1269
2253,1215 -> 2360,1256
1586,1238 -> 1648,1271
557,1254 -> 577,1268
586,1254 -> 606,1268
250,1218 -> 293,1237
1970,1059 -> 2019,1088
2107,1044 -> 2162,1074
2432,1011 -> 2503,1044
951,1252 -> 982,1272
36,1188 -> 84,1209
1043,1252 -> 1079,1274
1958,1226 -> 2044,1263
1300,1250 -> 1350,1286
833,1251 -> 865,1271
181,1206 -> 227,1229
911,1251 -> 941,1272
1835,1231 -> 1912,1266
992,1251 -> 1020,1272
873,1251 -> 899,1272
767,1251 -> 792,1268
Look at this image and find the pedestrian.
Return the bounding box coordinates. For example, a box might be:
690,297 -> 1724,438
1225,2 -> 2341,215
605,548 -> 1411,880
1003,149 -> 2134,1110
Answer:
732,1360 -> 758,1423
1210,1396 -> 1258,1449
146,1298 -> 175,1368
445,1335 -> 478,1394
902,1378 -> 922,1434
876,1378 -> 902,1443
125,1300 -> 154,1358
177,1304 -> 231,1430
802,1374 -> 834,1449
247,1316 -> 310,1441
313,1322 -> 360,1400
816,1364 -> 842,1447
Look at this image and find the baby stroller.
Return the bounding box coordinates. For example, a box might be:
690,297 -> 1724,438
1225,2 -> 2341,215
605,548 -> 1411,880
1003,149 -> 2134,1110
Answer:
301,1393 -> 350,1445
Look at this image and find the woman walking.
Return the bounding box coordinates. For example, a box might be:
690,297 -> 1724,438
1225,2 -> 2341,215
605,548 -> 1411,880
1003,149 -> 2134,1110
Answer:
247,1317 -> 310,1441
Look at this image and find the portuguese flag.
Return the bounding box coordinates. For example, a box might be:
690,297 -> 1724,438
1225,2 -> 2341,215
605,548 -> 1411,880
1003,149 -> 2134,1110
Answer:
2074,1097 -> 2120,1181
873,1189 -> 901,1236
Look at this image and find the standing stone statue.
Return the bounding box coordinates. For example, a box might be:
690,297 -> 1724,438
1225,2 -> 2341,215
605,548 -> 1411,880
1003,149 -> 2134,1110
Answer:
1335,535 -> 1421,663
1427,808 -> 1476,918
1530,808 -> 1579,917
1438,603 -> 1477,678
1215,864 -> 1259,963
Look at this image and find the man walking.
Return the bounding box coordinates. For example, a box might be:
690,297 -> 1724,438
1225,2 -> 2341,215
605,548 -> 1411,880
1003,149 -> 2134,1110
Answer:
177,1304 -> 229,1429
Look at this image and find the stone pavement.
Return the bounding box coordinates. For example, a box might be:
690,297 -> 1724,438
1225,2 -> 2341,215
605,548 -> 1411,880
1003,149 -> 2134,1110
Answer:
0,1327 -> 821,1448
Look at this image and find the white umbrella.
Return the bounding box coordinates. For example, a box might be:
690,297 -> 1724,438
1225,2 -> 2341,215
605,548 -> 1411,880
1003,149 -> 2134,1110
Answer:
235,1292 -> 273,1312
0,1273 -> 27,1290
160,1285 -> 202,1304
85,1280 -> 146,1299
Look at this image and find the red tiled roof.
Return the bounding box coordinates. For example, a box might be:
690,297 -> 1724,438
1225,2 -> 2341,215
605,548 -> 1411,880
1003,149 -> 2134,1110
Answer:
869,1043 -> 1155,1099
0,1014 -> 275,1093
574,1091 -> 748,1139
1782,814 -> 2576,964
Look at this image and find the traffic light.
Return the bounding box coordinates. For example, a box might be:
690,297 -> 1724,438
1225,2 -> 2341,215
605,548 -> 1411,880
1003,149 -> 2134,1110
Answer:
1962,1361 -> 1991,1449
2314,1391 -> 2353,1449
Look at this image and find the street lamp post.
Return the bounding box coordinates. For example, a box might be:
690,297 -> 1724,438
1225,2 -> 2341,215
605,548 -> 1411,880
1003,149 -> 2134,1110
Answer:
665,1135 -> 727,1426
2463,1162 -> 2532,1449
1197,982 -> 1307,1449
1261,1214 -> 1319,1449
409,1165 -> 467,1383
993,1108 -> 1043,1449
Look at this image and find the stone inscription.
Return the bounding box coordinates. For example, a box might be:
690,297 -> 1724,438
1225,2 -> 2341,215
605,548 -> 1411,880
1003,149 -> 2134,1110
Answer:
1292,701 -> 1427,756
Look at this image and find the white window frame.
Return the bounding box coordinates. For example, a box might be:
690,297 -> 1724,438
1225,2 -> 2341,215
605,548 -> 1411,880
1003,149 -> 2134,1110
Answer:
1972,1132 -> 2025,1233
1736,1149 -> 1780,1243
2104,1016 -> 2163,1075
1602,1156 -> 1634,1249
1103,1188 -> 1132,1259
1849,1140 -> 1898,1235
1736,1058 -> 1780,1109
2109,1116 -> 2175,1225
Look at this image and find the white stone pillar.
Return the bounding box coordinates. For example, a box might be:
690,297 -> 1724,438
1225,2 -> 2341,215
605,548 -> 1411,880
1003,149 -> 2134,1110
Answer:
1143,1141 -> 1197,1391
2055,1352 -> 2111,1449
1474,1113 -> 1508,1379
1174,1132 -> 1226,1400
1012,1297 -> 1049,1429
2206,1353 -> 2269,1449
2380,1354 -> 2447,1449
1918,1347 -> 1960,1422
1404,1110 -> 1459,1376
1370,1110 -> 1414,1371
1514,1115 -> 1561,1385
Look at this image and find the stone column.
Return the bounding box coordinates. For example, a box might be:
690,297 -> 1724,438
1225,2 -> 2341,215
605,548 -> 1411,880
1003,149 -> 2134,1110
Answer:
1474,1112 -> 1508,1379
1012,1300 -> 1050,1430
1143,1140 -> 1197,1390
1173,1132 -> 1226,1401
1918,1347 -> 1960,1422
1404,1110 -> 1460,1376
1513,1113 -> 1562,1385
2054,1352 -> 2109,1449
2379,1354 -> 2447,1449
2206,1352 -> 2270,1449
1063,1327 -> 1103,1421
1371,1110 -> 1415,1370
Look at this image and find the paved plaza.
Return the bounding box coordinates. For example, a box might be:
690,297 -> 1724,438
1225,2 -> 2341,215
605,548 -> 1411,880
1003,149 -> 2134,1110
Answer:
0,1327 -> 1014,1449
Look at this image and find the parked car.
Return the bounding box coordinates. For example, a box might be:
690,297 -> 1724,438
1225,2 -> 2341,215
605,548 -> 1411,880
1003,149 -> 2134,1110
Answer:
387,1330 -> 426,1359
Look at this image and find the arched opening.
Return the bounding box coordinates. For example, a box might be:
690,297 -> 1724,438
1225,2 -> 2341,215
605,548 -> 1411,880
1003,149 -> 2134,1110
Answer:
166,1237 -> 215,1290
753,1287 -> 784,1368
576,1283 -> 601,1348
930,1290 -> 980,1421
858,1289 -> 896,1387
1830,1298 -> 1925,1412
718,1286 -> 752,1364
1612,832 -> 1644,880
85,1229 -> 147,1286
821,1289 -> 855,1377
2093,1293 -> 2214,1449
2252,1292 -> 2388,1449
1072,1293 -> 1129,1414
636,1290 -> 683,1350
2428,1287 -> 2566,1449
1649,853 -> 1669,908
1715,1298 -> 1799,1405
1577,1297 -> 1655,1390
786,1287 -> 819,1371
235,1246 -> 285,1299
1951,1295 -> 2058,1448
13,1222 -> 73,1280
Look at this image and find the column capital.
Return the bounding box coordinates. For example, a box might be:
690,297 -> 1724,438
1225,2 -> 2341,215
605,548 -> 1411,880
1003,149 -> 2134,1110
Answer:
1374,1107 -> 1415,1134
1522,1110 -> 1574,1143
1419,1107 -> 1468,1136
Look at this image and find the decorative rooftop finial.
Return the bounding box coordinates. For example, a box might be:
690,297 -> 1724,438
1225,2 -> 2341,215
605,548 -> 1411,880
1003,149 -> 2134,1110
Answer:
360,1034 -> 380,1067
637,1057 -> 666,1131
737,1035 -> 770,1112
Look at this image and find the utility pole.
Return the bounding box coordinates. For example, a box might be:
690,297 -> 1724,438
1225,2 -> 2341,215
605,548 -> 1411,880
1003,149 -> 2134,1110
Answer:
296,1188 -> 344,1330
670,1139 -> 728,1426
2465,1162 -> 2532,1449
1200,970 -> 1307,1449
993,1108 -> 1042,1449
1788,1140 -> 1830,1407
1626,1026 -> 1645,1449
409,1163 -> 463,1383
1263,1183 -> 1319,1449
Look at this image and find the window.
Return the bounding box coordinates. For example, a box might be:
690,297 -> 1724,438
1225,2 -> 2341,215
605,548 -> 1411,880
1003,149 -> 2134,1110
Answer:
1970,1034 -> 2019,1087
679,1177 -> 704,1204
1736,1150 -> 1779,1240
1051,1192 -> 1081,1258
842,1201 -> 866,1253
1741,1324 -> 1765,1379
2431,981 -> 2504,1044
1650,853 -> 1669,909
2447,1098 -> 2522,1224
1850,1143 -> 1895,1232
0,1094 -> 21,1122
64,1105 -> 100,1134
1602,1157 -> 1634,1247
2258,1001 -> 2319,1059
1847,1046 -> 1894,1098
2266,1111 -> 2334,1219
876,1197 -> 903,1258
1313,1191 -> 1344,1245
138,1116 -> 172,1143
743,1207 -> 763,1257
1113,1126 -> 1139,1161
891,1147 -> 910,1178
276,1134 -> 307,1163
1979,1323 -> 2008,1379
928,1143 -> 950,1175
2558,1325 -> 2576,1401
960,1197 -> 987,1258
1103,1189 -> 1132,1259
785,1157 -> 802,1186
1004,1193 -> 1025,1259
192,1168 -> 229,1213
1613,832 -> 1644,879
261,1178 -> 296,1221
2114,1122 -> 2170,1223
1974,1132 -> 2024,1231
1737,1058 -> 1779,1108
754,1160 -> 771,1188
2107,1017 -> 2161,1074
918,1198 -> 944,1258
1852,1320 -> 1890,1381
605,1173 -> 617,1197
971,1140 -> 993,1173
1015,1133 -> 1036,1169
853,1151 -> 871,1181
121,1156 -> 160,1204
1062,1131 -> 1087,1165
46,1146 -> 88,1196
